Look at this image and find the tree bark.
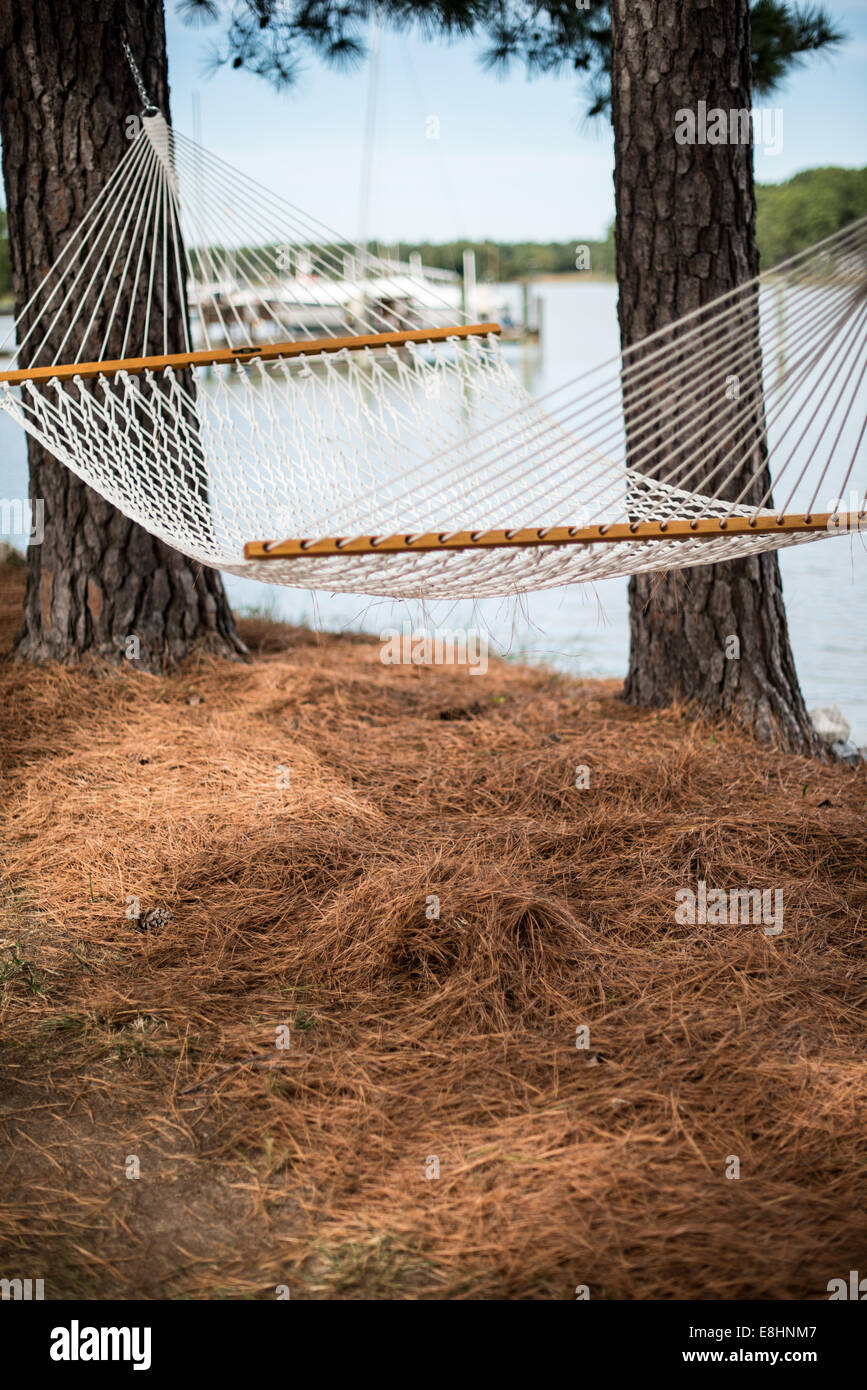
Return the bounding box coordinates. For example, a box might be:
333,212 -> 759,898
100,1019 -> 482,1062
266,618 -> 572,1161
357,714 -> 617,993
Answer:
610,0 -> 815,751
0,0 -> 246,671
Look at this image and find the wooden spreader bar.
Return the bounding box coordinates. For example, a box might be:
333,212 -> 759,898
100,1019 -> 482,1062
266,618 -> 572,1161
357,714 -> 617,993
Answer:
0,323 -> 501,387
244,512 -> 856,561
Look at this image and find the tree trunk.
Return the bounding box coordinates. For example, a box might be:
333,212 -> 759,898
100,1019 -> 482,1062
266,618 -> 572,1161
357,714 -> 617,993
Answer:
0,0 -> 246,671
610,0 -> 815,751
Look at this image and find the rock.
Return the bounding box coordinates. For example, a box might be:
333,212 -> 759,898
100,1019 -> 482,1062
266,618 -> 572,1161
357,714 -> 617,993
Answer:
810,705 -> 851,746
830,739 -> 861,768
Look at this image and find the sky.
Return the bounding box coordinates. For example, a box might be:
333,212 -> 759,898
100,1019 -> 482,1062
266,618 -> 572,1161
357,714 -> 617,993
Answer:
157,0 -> 867,245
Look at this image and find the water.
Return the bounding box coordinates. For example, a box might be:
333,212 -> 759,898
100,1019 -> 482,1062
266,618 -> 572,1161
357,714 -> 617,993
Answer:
1,284 -> 865,741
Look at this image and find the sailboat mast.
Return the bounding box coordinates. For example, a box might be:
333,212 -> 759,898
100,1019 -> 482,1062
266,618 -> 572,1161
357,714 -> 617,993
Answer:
358,15 -> 381,277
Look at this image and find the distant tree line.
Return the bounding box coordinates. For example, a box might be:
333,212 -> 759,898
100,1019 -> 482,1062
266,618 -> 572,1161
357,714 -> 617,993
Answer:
390,227 -> 617,280
755,166 -> 867,266
403,167 -> 866,282
1,168 -> 864,309
184,235 -> 617,284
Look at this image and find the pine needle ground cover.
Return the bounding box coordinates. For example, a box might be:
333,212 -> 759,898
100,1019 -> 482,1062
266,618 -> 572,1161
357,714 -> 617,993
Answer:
0,560 -> 864,1300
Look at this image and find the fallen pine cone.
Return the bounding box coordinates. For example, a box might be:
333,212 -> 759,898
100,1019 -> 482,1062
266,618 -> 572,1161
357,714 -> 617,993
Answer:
136,906 -> 173,933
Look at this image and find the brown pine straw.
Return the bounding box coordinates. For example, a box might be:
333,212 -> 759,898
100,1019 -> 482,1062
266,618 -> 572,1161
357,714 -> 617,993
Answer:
0,558 -> 865,1300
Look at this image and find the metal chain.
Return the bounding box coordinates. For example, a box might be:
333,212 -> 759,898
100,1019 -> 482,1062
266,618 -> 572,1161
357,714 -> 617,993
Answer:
121,33 -> 153,111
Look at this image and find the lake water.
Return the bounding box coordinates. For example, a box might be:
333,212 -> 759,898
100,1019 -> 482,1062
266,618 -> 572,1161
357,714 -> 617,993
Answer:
1,281 -> 865,741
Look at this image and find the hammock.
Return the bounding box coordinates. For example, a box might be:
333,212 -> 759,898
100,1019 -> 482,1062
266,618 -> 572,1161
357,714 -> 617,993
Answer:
0,109 -> 864,600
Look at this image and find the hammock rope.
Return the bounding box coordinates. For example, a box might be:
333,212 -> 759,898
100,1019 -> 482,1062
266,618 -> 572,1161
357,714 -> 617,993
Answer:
0,107 -> 864,600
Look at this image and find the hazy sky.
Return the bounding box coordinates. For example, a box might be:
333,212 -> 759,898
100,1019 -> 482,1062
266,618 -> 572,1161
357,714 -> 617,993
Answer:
3,4 -> 864,245
159,0 -> 867,244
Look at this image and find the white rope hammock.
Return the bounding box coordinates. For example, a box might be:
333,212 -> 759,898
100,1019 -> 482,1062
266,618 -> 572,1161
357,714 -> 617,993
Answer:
0,109 -> 864,600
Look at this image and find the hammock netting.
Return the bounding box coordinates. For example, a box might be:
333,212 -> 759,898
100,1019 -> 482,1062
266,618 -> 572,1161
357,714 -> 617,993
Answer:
0,112 -> 864,599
